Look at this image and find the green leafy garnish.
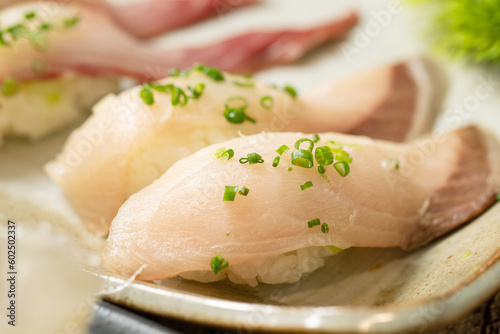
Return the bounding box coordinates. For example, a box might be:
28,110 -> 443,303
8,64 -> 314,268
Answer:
408,0 -> 500,65
212,147 -> 234,160
333,161 -> 350,177
211,254 -> 229,275
239,153 -> 264,165
312,134 -> 320,143
224,96 -> 255,124
272,156 -> 280,167
291,138 -> 315,168
260,96 -> 274,109
321,223 -> 329,234
194,63 -> 224,81
63,16 -> 80,28
140,87 -> 154,105
239,186 -> 250,196
276,145 -> 289,156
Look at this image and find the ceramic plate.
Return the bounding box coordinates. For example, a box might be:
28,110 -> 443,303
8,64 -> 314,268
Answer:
1,0 -> 500,333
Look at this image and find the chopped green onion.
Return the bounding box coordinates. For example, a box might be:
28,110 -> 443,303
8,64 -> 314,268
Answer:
232,80 -> 254,88
260,96 -> 274,109
211,147 -> 226,160
225,96 -> 248,110
325,140 -> 343,150
272,156 -> 280,167
333,161 -> 350,177
1,78 -> 19,97
223,186 -> 239,201
318,165 -> 325,174
312,134 -> 320,143
211,254 -> 229,275
284,85 -> 298,98
171,87 -> 188,106
147,83 -> 172,92
223,149 -> 234,160
276,145 -> 289,156
291,138 -> 315,168
140,87 -> 154,105
391,156 -> 400,170
194,63 -> 224,81
212,147 -> 233,160
25,12 -> 36,20
307,218 -> 321,228
344,143 -> 363,150
226,232 -> 231,236
239,153 -> 264,165
315,146 -> 334,166
188,83 -> 205,99
63,16 -> 80,28
40,23 -> 52,31
321,223 -> 329,234
460,252 -> 471,261
335,150 -> 353,164
239,186 -> 250,196
287,167 -> 293,172
300,181 -> 313,191
224,108 -> 256,124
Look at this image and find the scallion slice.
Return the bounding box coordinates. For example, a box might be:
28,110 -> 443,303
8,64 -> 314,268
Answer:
287,167 -> 293,172
272,156 -> 280,167
318,165 -> 325,174
239,186 -> 250,196
211,254 -> 229,275
239,153 -> 264,165
325,140 -> 343,150
194,63 -> 224,81
260,96 -> 274,109
291,138 -> 315,168
315,146 -> 334,166
188,83 -> 205,99
307,218 -> 320,228
276,145 -> 289,155
284,85 -> 297,98
333,161 -> 350,177
1,78 -> 19,97
140,87 -> 154,105
300,181 -> 313,191
225,96 -> 248,110
232,80 -> 254,88
312,134 -> 320,143
223,149 -> 234,160
321,223 -> 329,234
335,150 -> 353,164
223,186 -> 239,201
171,87 -> 188,106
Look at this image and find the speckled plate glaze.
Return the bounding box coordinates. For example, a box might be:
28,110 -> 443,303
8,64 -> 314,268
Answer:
2,0 -> 500,332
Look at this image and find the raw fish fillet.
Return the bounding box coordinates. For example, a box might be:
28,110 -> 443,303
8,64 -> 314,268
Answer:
102,126 -> 500,281
45,59 -> 446,235
0,2 -> 358,82
0,0 -> 259,38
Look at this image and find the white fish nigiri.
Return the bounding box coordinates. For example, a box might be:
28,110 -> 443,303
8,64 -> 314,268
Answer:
45,60 -> 446,236
102,126 -> 500,284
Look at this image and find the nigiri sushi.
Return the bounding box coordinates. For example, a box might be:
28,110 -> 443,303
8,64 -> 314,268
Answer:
102,125 -> 500,286
45,59 -> 446,236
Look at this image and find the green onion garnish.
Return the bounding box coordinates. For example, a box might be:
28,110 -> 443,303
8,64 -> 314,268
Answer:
188,83 -> 205,100
307,218 -> 321,228
315,146 -> 334,166
225,96 -> 248,110
140,87 -> 154,105
300,181 -> 313,191
63,16 -> 80,28
211,254 -> 229,275
321,223 -> 329,234
232,80 -> 254,88
147,83 -> 172,92
327,246 -> 343,254
223,186 -> 239,201
226,232 -> 231,236
171,87 -> 188,106
260,96 -> 274,109
1,78 -> 19,97
284,85 -> 298,98
25,12 -> 36,20
318,165 -> 325,174
333,161 -> 350,177
335,150 -> 353,164
325,140 -> 343,150
223,149 -> 234,160
287,167 -> 293,172
194,63 -> 224,81
391,156 -> 400,170
272,156 -> 280,167
239,153 -> 264,165
291,138 -> 314,168
276,145 -> 289,156
312,134 -> 320,143
224,96 -> 255,124
239,186 -> 250,196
